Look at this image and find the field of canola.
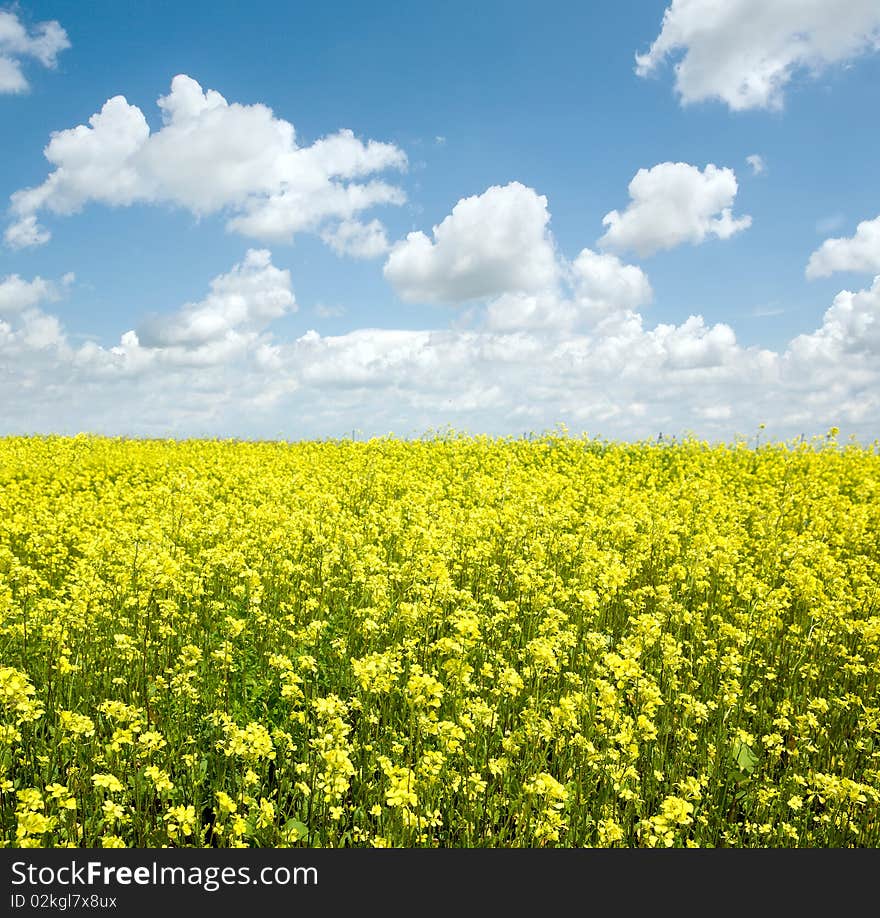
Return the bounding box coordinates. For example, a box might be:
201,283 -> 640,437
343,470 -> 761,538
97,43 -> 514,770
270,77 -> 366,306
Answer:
1,432 -> 878,848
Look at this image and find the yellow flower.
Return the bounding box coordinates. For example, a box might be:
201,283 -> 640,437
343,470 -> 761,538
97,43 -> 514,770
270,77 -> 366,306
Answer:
256,797 -> 275,829
163,804 -> 197,841
16,788 -> 45,812
215,791 -> 237,816
138,731 -> 167,754
525,773 -> 569,809
101,835 -> 127,848
102,800 -> 126,822
45,783 -> 77,811
660,796 -> 694,826
144,766 -> 174,793
2,434 -> 879,848
92,773 -> 124,793
59,711 -> 95,738
16,812 -> 56,839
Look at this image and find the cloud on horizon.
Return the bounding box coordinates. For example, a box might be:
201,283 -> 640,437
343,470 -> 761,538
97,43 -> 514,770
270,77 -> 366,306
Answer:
2,194 -> 878,442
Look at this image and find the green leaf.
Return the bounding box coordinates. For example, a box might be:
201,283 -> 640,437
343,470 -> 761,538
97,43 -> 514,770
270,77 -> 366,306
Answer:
283,818 -> 309,841
732,739 -> 758,774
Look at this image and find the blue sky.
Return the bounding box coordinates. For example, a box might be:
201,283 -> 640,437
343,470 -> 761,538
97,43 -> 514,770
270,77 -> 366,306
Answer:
1,0 -> 879,440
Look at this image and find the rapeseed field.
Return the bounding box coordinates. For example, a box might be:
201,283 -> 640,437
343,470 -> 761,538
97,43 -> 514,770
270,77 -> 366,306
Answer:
1,432 -> 878,847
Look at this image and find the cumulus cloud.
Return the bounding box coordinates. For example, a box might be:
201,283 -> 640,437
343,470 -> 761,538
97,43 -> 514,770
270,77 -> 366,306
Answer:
135,249 -> 295,349
656,315 -> 738,370
484,248 -> 652,332
0,9 -> 69,94
636,0 -> 880,111
383,182 -> 558,303
599,162 -> 752,257
4,250 -> 880,442
0,273 -> 60,315
5,74 -> 407,250
0,269 -> 72,411
484,290 -> 576,333
4,214 -> 51,249
381,182 -> 652,336
790,276 -> 880,359
570,249 -> 653,319
806,216 -> 880,279
321,219 -> 391,259
2,185 -> 875,441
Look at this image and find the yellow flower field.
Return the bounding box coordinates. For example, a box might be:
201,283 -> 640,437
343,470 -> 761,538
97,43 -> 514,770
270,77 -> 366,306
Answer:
1,432 -> 878,847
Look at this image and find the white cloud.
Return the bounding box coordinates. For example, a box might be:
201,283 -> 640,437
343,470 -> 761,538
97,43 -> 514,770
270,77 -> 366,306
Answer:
136,249 -> 295,350
484,290 -> 576,332
636,0 -> 880,111
4,214 -> 51,249
0,54 -> 26,93
383,182 -> 558,303
570,248 -> 653,320
383,184 -> 651,333
5,74 -> 407,251
484,248 -> 652,332
656,315 -> 738,369
746,154 -> 766,175
321,219 -> 390,259
17,309 -> 65,350
5,252 -> 880,442
0,273 -> 59,315
599,162 -> 751,257
0,9 -> 69,94
790,275 -> 880,358
806,216 -> 880,279
0,255 -> 302,433
0,270 -> 73,416
4,179 -> 879,442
